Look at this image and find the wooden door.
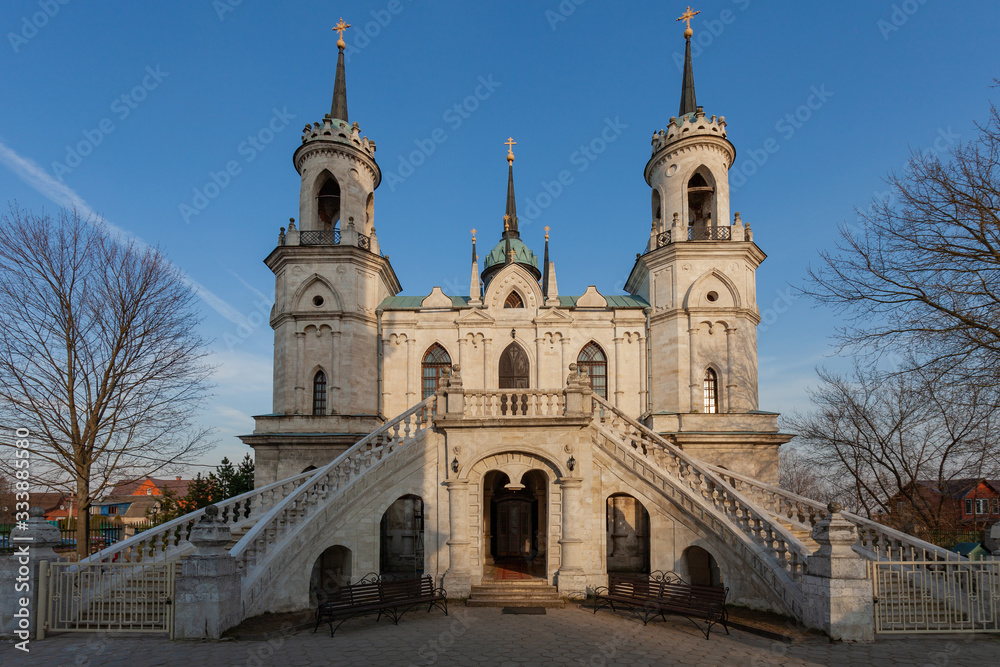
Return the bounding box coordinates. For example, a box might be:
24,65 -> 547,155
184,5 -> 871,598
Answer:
496,498 -> 532,558
498,343 -> 530,389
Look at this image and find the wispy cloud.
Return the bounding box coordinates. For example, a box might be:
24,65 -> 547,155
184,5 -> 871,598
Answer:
0,139 -> 250,328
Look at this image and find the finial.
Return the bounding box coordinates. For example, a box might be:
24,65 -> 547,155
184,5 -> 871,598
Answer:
544,226 -> 550,242
333,18 -> 351,50
677,6 -> 700,39
503,215 -> 510,232
505,137 -> 516,164
471,228 -> 477,242
507,247 -> 515,262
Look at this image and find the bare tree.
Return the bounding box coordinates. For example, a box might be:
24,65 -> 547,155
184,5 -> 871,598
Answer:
804,103 -> 1000,380
0,207 -> 212,558
786,362 -> 1000,531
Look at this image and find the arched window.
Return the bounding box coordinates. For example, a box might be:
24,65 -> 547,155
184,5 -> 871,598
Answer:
498,342 -> 530,389
651,188 -> 662,229
577,342 -> 607,399
504,291 -> 524,308
422,344 -> 451,400
687,170 -> 714,228
703,368 -> 718,414
313,370 -> 327,415
317,177 -> 341,230
365,192 -> 374,226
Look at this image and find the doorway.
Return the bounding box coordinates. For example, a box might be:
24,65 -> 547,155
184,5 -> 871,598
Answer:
483,470 -> 547,580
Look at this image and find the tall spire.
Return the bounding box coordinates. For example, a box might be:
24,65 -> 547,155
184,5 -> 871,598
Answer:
542,226 -> 551,298
676,6 -> 700,117
503,137 -> 519,239
331,18 -> 351,122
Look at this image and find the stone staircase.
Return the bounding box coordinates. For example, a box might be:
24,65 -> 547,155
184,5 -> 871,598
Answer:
466,579 -> 565,608
777,519 -> 818,553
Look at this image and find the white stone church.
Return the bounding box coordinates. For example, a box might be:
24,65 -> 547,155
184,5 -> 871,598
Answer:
38,18 -> 975,644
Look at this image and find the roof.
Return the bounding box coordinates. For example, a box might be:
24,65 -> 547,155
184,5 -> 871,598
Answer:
381,293 -> 648,311
32,492 -> 68,512
482,237 -> 538,271
952,542 -> 985,556
110,476 -> 192,497
914,479 -> 1000,500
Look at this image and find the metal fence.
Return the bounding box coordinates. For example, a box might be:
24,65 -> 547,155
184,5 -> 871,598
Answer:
39,561 -> 175,637
871,559 -> 1000,633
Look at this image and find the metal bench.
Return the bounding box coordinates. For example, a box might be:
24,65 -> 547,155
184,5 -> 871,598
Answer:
592,570 -> 729,639
314,573 -> 447,637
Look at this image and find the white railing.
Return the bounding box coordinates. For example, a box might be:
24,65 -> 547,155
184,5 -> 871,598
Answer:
82,470 -> 317,564
463,389 -> 565,417
871,560 -> 1000,633
590,395 -> 808,617
704,464 -> 966,562
234,396 -> 436,613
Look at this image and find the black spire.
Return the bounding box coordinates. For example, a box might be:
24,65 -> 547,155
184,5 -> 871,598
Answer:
503,138 -> 519,239
331,19 -> 351,122
542,227 -> 550,298
678,35 -> 697,117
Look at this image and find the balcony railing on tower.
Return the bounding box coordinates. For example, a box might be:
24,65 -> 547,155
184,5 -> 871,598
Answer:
299,230 -> 341,245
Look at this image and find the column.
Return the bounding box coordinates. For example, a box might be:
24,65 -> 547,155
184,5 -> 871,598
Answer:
457,334 -> 467,372
638,333 -> 647,413
613,336 -> 624,408
442,480 -> 472,597
405,336 -> 416,406
483,487 -> 494,565
330,328 -> 341,410
535,335 -> 544,387
725,326 -> 737,413
560,337 -> 570,383
174,505 -> 242,639
555,476 -> 586,595
688,318 -> 699,411
294,330 -> 306,414
483,337 -> 492,390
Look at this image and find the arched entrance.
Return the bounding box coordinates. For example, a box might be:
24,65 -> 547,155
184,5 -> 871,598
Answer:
483,469 -> 547,579
498,342 -> 530,389
606,494 -> 650,573
310,545 -> 351,606
380,495 -> 424,579
682,545 -> 723,587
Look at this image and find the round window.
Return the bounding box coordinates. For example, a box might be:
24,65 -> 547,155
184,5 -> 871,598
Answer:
312,295 -> 325,307
706,291 -> 719,303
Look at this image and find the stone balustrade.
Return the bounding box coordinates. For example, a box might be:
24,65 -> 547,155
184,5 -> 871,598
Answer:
83,470 -> 318,565
462,390 -> 566,417
704,463 -> 965,562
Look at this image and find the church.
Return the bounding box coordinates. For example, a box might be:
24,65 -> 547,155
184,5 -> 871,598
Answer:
237,14 -> 796,611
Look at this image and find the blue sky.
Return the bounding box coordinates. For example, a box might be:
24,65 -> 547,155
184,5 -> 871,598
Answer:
2,1 -> 997,473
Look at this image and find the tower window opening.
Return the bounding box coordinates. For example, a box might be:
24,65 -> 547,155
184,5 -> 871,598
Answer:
577,342 -> 608,399
504,291 -> 524,308
313,370 -> 328,415
422,344 -> 452,400
703,368 -> 718,414
687,172 -> 714,228
651,189 -> 662,229
317,178 -> 342,230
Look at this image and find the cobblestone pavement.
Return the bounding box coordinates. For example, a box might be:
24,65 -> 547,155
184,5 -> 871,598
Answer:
5,606 -> 998,666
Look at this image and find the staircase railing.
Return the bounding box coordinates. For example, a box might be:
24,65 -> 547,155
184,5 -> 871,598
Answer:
703,463 -> 966,562
591,395 -> 810,616
82,471 -> 317,564
233,396 -> 436,613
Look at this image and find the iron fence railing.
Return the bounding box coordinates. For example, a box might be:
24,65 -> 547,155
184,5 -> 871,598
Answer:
689,226 -> 731,241
299,229 -> 341,245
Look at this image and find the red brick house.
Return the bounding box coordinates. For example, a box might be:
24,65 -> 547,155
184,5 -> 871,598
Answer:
91,476 -> 192,525
887,478 -> 1000,537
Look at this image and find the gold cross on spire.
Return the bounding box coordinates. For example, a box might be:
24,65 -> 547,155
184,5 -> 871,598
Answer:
471,228 -> 477,242
544,225 -> 550,242
333,18 -> 351,49
503,215 -> 510,232
507,247 -> 515,262
505,137 -> 516,164
676,6 -> 700,37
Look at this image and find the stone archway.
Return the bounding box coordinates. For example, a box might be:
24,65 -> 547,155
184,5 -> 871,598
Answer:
682,545 -> 723,587
309,545 -> 352,606
606,493 -> 650,573
466,451 -> 564,583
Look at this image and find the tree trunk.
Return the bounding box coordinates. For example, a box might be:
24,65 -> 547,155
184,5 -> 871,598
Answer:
75,475 -> 90,560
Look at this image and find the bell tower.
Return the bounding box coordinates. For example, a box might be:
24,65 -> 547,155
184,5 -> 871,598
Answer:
241,20 -> 402,485
626,9 -> 787,477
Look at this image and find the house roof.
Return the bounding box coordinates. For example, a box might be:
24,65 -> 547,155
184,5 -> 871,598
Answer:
32,492 -> 69,513
110,476 -> 192,497
913,478 -> 1000,499
952,542 -> 986,556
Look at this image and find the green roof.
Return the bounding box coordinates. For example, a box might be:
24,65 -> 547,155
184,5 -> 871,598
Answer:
558,294 -> 649,308
483,238 -> 538,271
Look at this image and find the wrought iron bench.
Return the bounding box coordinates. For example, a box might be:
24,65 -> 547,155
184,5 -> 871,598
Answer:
592,570 -> 729,639
313,573 -> 448,637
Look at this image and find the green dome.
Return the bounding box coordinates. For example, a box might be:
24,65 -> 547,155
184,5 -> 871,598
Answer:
483,238 -> 539,271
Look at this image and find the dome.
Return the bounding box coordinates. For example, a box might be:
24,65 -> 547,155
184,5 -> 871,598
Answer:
482,237 -> 539,272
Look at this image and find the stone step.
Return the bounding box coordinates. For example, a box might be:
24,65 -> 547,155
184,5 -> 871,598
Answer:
465,598 -> 565,608
467,580 -> 564,608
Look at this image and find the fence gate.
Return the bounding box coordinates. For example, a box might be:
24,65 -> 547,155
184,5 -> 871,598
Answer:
871,560 -> 1000,633
39,561 -> 175,638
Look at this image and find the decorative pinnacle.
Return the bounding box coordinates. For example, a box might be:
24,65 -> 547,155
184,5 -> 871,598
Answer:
333,18 -> 351,50
505,137 -> 516,164
471,228 -> 477,242
677,6 -> 700,38
544,226 -> 550,241
503,215 -> 510,231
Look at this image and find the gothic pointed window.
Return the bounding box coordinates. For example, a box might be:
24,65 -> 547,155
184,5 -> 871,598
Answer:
651,189 -> 662,229
504,291 -> 524,308
313,370 -> 328,415
577,342 -> 607,399
317,177 -> 341,230
687,170 -> 714,229
422,344 -> 451,400
703,368 -> 718,414
498,343 -> 530,389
